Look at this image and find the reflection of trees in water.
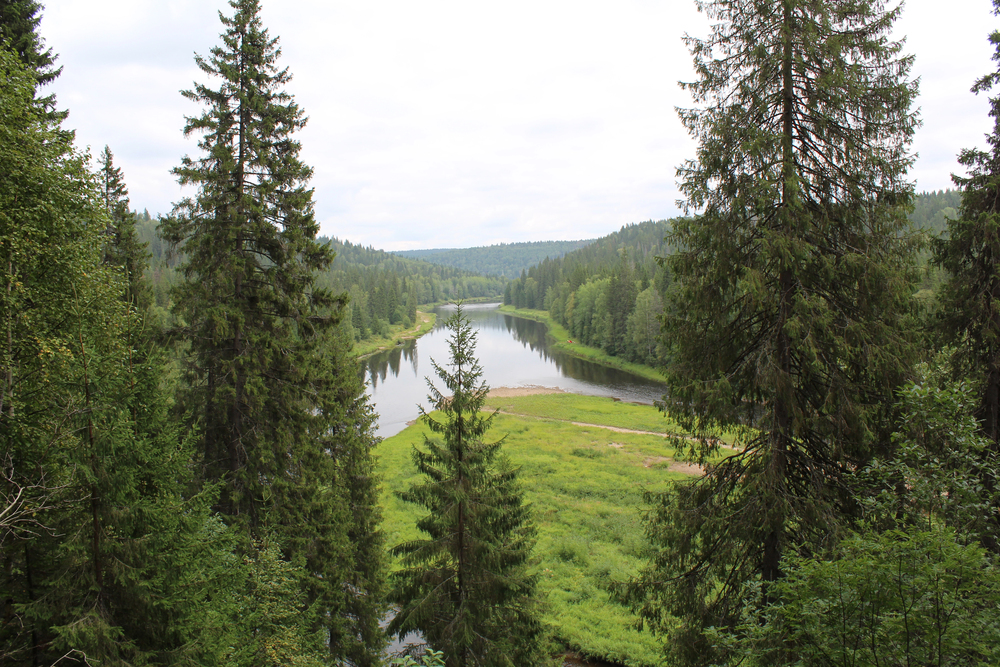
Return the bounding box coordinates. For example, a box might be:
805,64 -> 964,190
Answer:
503,315 -> 551,356
363,340 -> 418,389
552,355 -> 627,385
361,306 -> 666,397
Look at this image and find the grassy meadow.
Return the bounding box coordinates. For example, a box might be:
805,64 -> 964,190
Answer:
378,393 -> 717,667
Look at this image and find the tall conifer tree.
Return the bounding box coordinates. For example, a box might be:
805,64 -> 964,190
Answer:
159,0 -> 384,661
932,0 -> 1000,552
98,146 -> 150,312
622,1 -> 919,664
0,0 -> 64,122
388,305 -> 544,667
935,0 -> 1000,444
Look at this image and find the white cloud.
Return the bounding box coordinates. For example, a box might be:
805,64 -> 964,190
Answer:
39,0 -> 996,250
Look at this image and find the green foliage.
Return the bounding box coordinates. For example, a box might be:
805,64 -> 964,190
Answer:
715,528 -> 1000,667
625,1 -> 920,664
316,237 -> 505,343
395,240 -> 595,278
863,371 -> 1000,544
933,0 -> 1000,455
98,145 -> 152,315
0,0 -> 65,124
503,221 -> 673,367
390,648 -> 445,667
383,393 -> 702,666
909,189 -> 962,236
712,374 -> 1000,667
388,305 -> 545,667
158,1 -> 385,662
0,45 -> 225,666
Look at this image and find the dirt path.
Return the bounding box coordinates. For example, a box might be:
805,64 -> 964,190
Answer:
397,312 -> 432,340
484,388 -> 712,476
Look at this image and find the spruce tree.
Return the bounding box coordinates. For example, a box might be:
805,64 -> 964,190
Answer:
388,304 -> 544,667
932,0 -> 1000,553
935,0 -> 1000,444
159,0 -> 384,661
622,1 -> 919,664
98,146 -> 151,312
0,0 -> 64,122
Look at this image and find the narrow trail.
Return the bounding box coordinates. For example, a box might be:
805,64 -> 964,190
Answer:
486,408 -> 712,475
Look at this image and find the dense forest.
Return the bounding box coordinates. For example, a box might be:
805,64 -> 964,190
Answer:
395,240 -> 595,278
504,221 -> 672,366
137,214 -> 505,342
501,191 -> 968,369
1,1 -> 387,664
7,0 -> 1000,666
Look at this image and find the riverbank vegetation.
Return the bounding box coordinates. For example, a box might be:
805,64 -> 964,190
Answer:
354,311 -> 437,358
498,305 -> 667,384
380,393 -> 720,666
136,220 -> 504,348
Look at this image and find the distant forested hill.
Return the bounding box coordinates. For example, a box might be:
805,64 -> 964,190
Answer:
394,239 -> 595,277
136,215 -> 504,342
496,192 -> 964,370
316,237 -> 505,339
908,189 -> 961,236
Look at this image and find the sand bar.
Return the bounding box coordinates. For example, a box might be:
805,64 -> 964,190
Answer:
487,385 -> 566,398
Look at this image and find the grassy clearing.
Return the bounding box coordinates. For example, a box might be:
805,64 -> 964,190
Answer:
379,394 -> 705,667
353,311 -> 437,358
497,306 -> 666,384
484,392 -> 737,449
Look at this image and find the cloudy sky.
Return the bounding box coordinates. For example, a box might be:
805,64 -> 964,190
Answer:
39,0 -> 996,251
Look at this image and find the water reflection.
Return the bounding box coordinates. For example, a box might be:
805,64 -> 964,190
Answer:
361,303 -> 667,438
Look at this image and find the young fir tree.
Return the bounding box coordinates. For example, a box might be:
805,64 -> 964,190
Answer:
388,304 -> 544,667
621,1 -> 919,664
98,146 -> 151,313
159,0 -> 384,661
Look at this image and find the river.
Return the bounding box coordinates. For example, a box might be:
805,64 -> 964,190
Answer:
364,303 -> 665,666
361,303 -> 668,439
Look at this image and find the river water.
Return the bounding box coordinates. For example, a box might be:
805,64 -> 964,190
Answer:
361,303 -> 668,438
366,303 -> 656,666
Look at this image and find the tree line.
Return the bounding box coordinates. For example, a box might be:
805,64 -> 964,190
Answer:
136,219 -> 506,344
502,189 -> 975,373
395,239 -> 595,278
316,237 -> 505,340
503,220 -> 674,366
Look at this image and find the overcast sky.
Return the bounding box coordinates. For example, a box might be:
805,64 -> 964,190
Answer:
38,0 -> 997,251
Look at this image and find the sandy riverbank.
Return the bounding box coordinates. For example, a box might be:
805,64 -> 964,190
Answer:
487,385 -> 566,398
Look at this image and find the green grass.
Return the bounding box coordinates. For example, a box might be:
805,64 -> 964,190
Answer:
484,393 -> 737,448
378,394 -> 705,667
497,306 -> 667,384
